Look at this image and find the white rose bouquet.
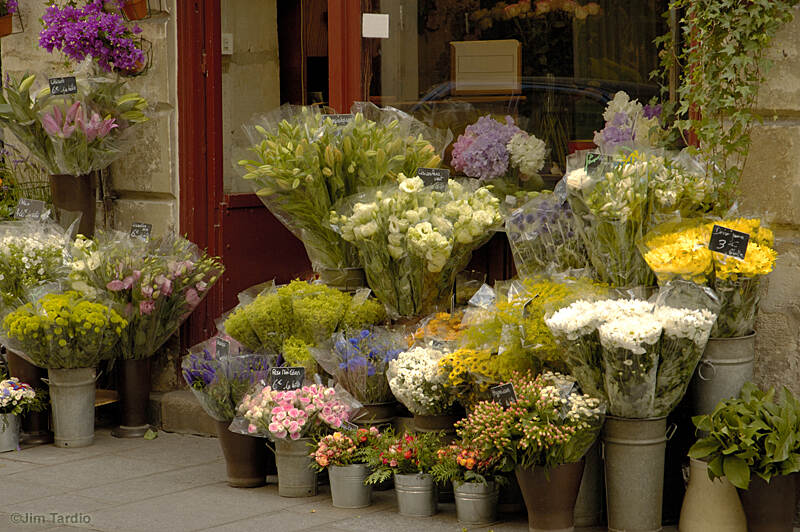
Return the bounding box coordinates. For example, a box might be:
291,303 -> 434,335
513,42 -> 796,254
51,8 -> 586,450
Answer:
331,175 -> 501,317
387,346 -> 455,415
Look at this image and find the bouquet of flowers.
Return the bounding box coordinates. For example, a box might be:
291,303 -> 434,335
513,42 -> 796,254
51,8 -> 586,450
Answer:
237,104 -> 448,271
310,427 -> 381,471
387,346 -> 455,415
331,175 -> 501,317
0,377 -> 46,428
506,192 -> 591,277
455,371 -> 604,472
451,115 -> 547,185
593,92 -> 664,154
0,221 -> 70,308
70,230 -> 224,360
1,290 -> 128,369
235,383 -> 355,441
408,311 -> 467,348
431,440 -> 504,487
364,429 -> 443,484
181,340 -> 273,422
641,218 -> 777,337
0,1 -> 18,17
313,328 -> 403,405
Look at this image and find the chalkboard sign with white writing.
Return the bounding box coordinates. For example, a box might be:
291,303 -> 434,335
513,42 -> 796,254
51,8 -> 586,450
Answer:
49,76 -> 78,95
326,114 -> 354,127
14,198 -> 47,220
215,338 -> 230,358
416,167 -> 450,187
130,222 -> 152,242
269,367 -> 305,391
490,383 -> 518,407
708,225 -> 749,261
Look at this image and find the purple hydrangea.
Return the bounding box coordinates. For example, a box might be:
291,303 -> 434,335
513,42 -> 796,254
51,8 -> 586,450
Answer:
451,115 -> 524,181
643,104 -> 663,120
39,0 -> 145,73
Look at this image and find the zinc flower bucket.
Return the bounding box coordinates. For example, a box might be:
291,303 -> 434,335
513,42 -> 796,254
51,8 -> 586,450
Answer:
329,463 -> 372,508
690,333 -> 755,417
574,441 -> 604,527
394,472 -> 437,516
0,413 -> 20,452
274,437 -> 318,497
45,367 -> 98,448
453,480 -> 498,525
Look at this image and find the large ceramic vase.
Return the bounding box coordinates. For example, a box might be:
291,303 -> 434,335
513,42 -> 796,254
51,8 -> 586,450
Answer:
515,460 -> 585,532
49,173 -> 97,238
679,458 -> 746,531
738,474 -> 798,532
274,438 -> 317,497
112,358 -> 151,438
215,420 -> 268,488
5,351 -> 52,444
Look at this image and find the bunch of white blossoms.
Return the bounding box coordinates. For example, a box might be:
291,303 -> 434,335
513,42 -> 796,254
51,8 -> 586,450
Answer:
0,231 -> 68,303
654,306 -> 716,345
507,132 -> 547,176
387,346 -> 453,415
598,314 -> 663,355
546,298 -> 655,341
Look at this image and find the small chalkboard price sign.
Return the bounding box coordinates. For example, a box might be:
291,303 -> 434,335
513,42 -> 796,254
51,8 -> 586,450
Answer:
269,367 -> 305,391
708,225 -> 749,261
215,338 -> 230,358
129,222 -> 152,242
14,198 -> 47,220
416,167 -> 450,187
490,383 -> 518,407
584,152 -> 604,173
327,114 -> 354,127
49,76 -> 78,95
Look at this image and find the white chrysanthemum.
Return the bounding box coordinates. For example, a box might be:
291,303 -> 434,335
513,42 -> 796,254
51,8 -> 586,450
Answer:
599,315 -> 663,354
654,306 -> 716,345
545,300 -> 605,339
507,132 -> 547,176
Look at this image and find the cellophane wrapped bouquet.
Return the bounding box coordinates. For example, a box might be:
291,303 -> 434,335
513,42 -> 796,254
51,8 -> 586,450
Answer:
181,337 -> 274,422
563,149 -> 715,287
222,281 -> 387,373
592,91 -> 665,154
69,230 -> 224,360
641,218 -> 777,337
237,103 -> 449,271
311,427 -> 382,471
313,327 -> 404,406
545,287 -> 718,417
0,377 -> 46,426
387,346 -> 455,416
331,175 -> 501,317
1,290 -> 128,369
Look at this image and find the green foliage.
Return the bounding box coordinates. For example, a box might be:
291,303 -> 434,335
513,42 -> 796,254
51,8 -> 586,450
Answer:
688,382 -> 800,489
364,428 -> 444,484
658,0 -> 799,212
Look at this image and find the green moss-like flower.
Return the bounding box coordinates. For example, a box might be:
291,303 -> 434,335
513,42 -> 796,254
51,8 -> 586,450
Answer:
281,336 -> 317,374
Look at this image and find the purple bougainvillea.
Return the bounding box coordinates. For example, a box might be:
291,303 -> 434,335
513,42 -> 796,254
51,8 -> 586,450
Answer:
39,0 -> 145,73
3,0 -> 19,16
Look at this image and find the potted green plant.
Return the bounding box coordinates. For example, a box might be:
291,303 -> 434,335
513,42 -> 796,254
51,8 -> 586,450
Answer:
365,429 -> 443,517
0,377 -> 45,452
311,427 -> 381,509
456,371 -> 604,531
0,1 -> 18,38
688,382 -> 800,532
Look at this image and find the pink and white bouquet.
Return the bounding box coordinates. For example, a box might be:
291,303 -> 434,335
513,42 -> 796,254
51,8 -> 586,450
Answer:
236,384 -> 354,441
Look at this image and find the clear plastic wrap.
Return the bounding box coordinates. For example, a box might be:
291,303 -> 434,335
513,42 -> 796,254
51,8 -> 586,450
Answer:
409,310 -> 468,349
386,345 -> 455,415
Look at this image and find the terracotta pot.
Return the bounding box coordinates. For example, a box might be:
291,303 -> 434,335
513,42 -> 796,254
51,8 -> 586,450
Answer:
112,358 -> 151,438
215,420 -> 268,488
121,0 -> 148,20
738,474 -> 798,532
5,351 -> 52,445
49,173 -> 97,238
0,14 -> 12,38
516,460 -> 585,531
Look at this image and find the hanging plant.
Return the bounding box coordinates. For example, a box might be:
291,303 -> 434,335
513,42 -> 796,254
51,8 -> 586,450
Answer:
39,1 -> 147,75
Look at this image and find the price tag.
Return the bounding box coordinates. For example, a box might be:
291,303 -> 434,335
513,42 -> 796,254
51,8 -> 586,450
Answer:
215,338 -> 230,358
341,420 -> 358,431
48,76 -> 78,95
268,367 -> 305,391
490,383 -> 518,407
429,339 -> 448,350
129,222 -> 152,242
708,225 -> 749,261
14,198 -> 47,220
326,114 -> 354,127
584,153 -> 622,173
416,167 -> 450,188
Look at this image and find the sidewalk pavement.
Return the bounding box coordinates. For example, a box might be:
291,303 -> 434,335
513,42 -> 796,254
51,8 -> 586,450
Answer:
0,428 -> 680,532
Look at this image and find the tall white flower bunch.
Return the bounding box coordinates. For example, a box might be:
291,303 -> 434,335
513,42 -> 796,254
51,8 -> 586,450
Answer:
386,346 -> 454,415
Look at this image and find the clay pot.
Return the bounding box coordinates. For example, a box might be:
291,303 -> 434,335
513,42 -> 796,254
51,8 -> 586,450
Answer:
516,460 -> 585,531
738,473 -> 798,532
121,0 -> 148,20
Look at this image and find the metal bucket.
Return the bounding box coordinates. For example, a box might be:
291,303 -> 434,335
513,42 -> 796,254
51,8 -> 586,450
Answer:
329,464 -> 372,508
679,458 -> 746,532
274,438 -> 318,497
413,413 -> 458,434
394,472 -> 437,516
690,333 -> 754,417
454,480 -> 498,525
215,421 -> 267,488
574,441 -> 604,527
353,402 -> 398,426
46,368 -> 97,448
0,414 -> 20,452
603,416 -> 669,532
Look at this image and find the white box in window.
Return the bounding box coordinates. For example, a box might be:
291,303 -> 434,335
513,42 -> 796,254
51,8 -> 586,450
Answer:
450,39 -> 521,95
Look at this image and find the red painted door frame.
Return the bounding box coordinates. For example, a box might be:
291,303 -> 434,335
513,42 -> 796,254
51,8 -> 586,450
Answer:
328,0 -> 362,113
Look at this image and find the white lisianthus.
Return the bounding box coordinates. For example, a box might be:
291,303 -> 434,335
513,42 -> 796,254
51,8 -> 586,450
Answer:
399,175 -> 424,194
353,220 -> 378,239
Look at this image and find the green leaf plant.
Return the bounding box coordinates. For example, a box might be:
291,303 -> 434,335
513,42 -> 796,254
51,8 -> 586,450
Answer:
688,382 -> 800,489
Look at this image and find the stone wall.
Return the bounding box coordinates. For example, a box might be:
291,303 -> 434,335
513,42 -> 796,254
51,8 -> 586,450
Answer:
739,10 -> 800,393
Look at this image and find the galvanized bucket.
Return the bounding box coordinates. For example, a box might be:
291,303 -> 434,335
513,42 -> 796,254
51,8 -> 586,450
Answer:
574,441 -> 604,527
46,367 -> 97,448
603,416 -> 670,532
274,438 -> 318,497
394,472 -> 437,516
353,402 -> 398,426
317,268 -> 366,292
679,458 -> 746,532
0,413 -> 20,452
454,480 -> 498,525
690,333 -> 755,417
329,464 -> 372,508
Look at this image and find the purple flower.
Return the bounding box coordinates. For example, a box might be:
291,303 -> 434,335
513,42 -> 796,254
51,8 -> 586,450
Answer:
5,1 -> 18,15
139,300 -> 156,315
451,115 -> 524,180
643,104 -> 662,120
106,279 -> 126,291
155,274 -> 172,296
185,288 -> 201,307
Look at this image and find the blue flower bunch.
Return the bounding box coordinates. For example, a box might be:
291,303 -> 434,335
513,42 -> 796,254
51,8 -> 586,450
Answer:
182,350 -> 219,391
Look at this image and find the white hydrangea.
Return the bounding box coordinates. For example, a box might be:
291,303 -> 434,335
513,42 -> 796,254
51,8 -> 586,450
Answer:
507,132 -> 547,176
603,91 -> 644,123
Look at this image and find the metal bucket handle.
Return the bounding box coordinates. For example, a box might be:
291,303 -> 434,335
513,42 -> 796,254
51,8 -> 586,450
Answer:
665,423 -> 678,441
697,360 -> 716,381
41,370 -> 103,386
